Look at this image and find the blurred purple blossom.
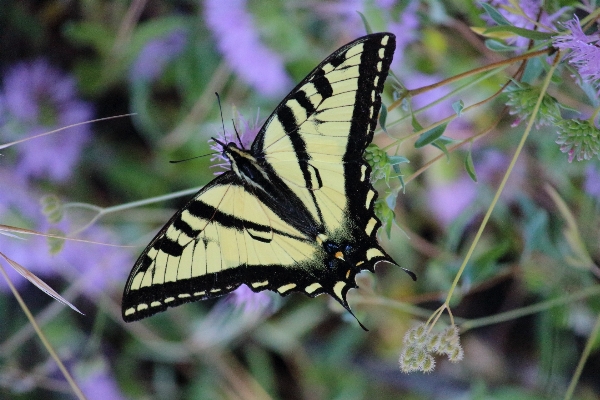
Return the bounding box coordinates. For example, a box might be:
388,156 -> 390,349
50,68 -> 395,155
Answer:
228,284 -> 274,315
481,1 -> 565,48
427,150 -> 526,226
386,0 -> 420,68
0,172 -> 59,289
314,0 -> 366,39
210,110 -> 261,174
407,72 -> 455,122
0,170 -> 131,297
59,225 -> 132,299
584,164 -> 600,200
130,29 -> 188,82
0,59 -> 92,183
204,0 -> 292,98
78,358 -> 126,400
553,17 -> 600,95
427,176 -> 477,227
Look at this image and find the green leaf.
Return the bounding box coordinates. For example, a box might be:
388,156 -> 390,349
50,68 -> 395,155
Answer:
452,100 -> 464,116
388,155 -> 410,165
411,113 -> 424,131
465,149 -> 477,182
357,12 -> 373,35
483,26 -> 555,41
47,229 -> 65,255
522,56 -> 543,83
485,39 -> 518,52
379,103 -> 388,133
480,3 -> 512,26
392,163 -> 406,190
432,136 -> 453,160
63,21 -> 115,55
40,194 -> 63,223
415,123 -> 447,148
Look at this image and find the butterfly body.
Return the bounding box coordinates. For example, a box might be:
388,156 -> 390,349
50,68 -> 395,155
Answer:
123,33 -> 404,326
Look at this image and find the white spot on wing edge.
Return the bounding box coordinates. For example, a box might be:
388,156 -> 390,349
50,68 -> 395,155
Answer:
305,282 -> 322,294
333,281 -> 346,301
377,61 -> 383,72
360,165 -> 367,182
137,303 -> 148,311
125,308 -> 135,316
366,248 -> 385,260
381,35 -> 389,46
365,190 -> 375,209
252,281 -> 269,288
151,301 -> 162,307
378,48 -> 385,58
365,217 -> 378,236
165,297 -> 175,303
277,283 -> 297,293
178,293 -> 191,298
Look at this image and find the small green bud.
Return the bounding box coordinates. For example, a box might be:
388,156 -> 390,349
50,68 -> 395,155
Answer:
556,119 -> 600,162
505,82 -> 562,128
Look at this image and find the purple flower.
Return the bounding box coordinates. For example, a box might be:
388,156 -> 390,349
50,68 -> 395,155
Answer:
481,1 -> 565,48
313,0 -> 366,39
0,172 -> 59,291
386,0 -> 420,68
427,176 -> 477,227
59,225 -> 132,299
427,150 -> 525,226
554,17 -> 600,94
204,0 -> 292,98
0,59 -> 92,182
407,72 -> 455,122
210,110 -> 261,174
228,285 -> 274,315
77,358 -> 126,400
0,170 -> 131,297
130,29 -> 188,82
584,164 -> 600,200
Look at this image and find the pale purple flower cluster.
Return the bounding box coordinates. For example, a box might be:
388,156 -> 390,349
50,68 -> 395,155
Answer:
0,59 -> 131,297
77,358 -> 126,400
209,110 -> 261,174
204,0 -> 292,98
386,0 -> 420,68
0,59 -> 92,183
228,285 -> 274,315
584,164 -> 600,200
130,29 -> 188,82
0,177 -> 132,296
427,150 -> 525,226
553,17 -> 600,95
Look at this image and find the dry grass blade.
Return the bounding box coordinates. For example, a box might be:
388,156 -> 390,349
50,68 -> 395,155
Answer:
0,251 -> 83,315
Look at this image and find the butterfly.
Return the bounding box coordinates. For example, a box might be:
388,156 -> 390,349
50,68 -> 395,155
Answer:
122,32 -> 413,329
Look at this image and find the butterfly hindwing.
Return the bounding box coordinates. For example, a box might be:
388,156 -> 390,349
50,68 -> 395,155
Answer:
123,33 -> 398,323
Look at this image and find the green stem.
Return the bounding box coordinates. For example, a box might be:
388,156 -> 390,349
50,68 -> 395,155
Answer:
564,311 -> 600,400
66,186 -> 202,236
461,285 -> 600,332
443,51 -> 561,306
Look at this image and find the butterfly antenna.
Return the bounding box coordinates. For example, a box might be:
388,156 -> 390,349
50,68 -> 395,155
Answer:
215,92 -> 228,142
170,152 -> 218,164
231,118 -> 246,150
